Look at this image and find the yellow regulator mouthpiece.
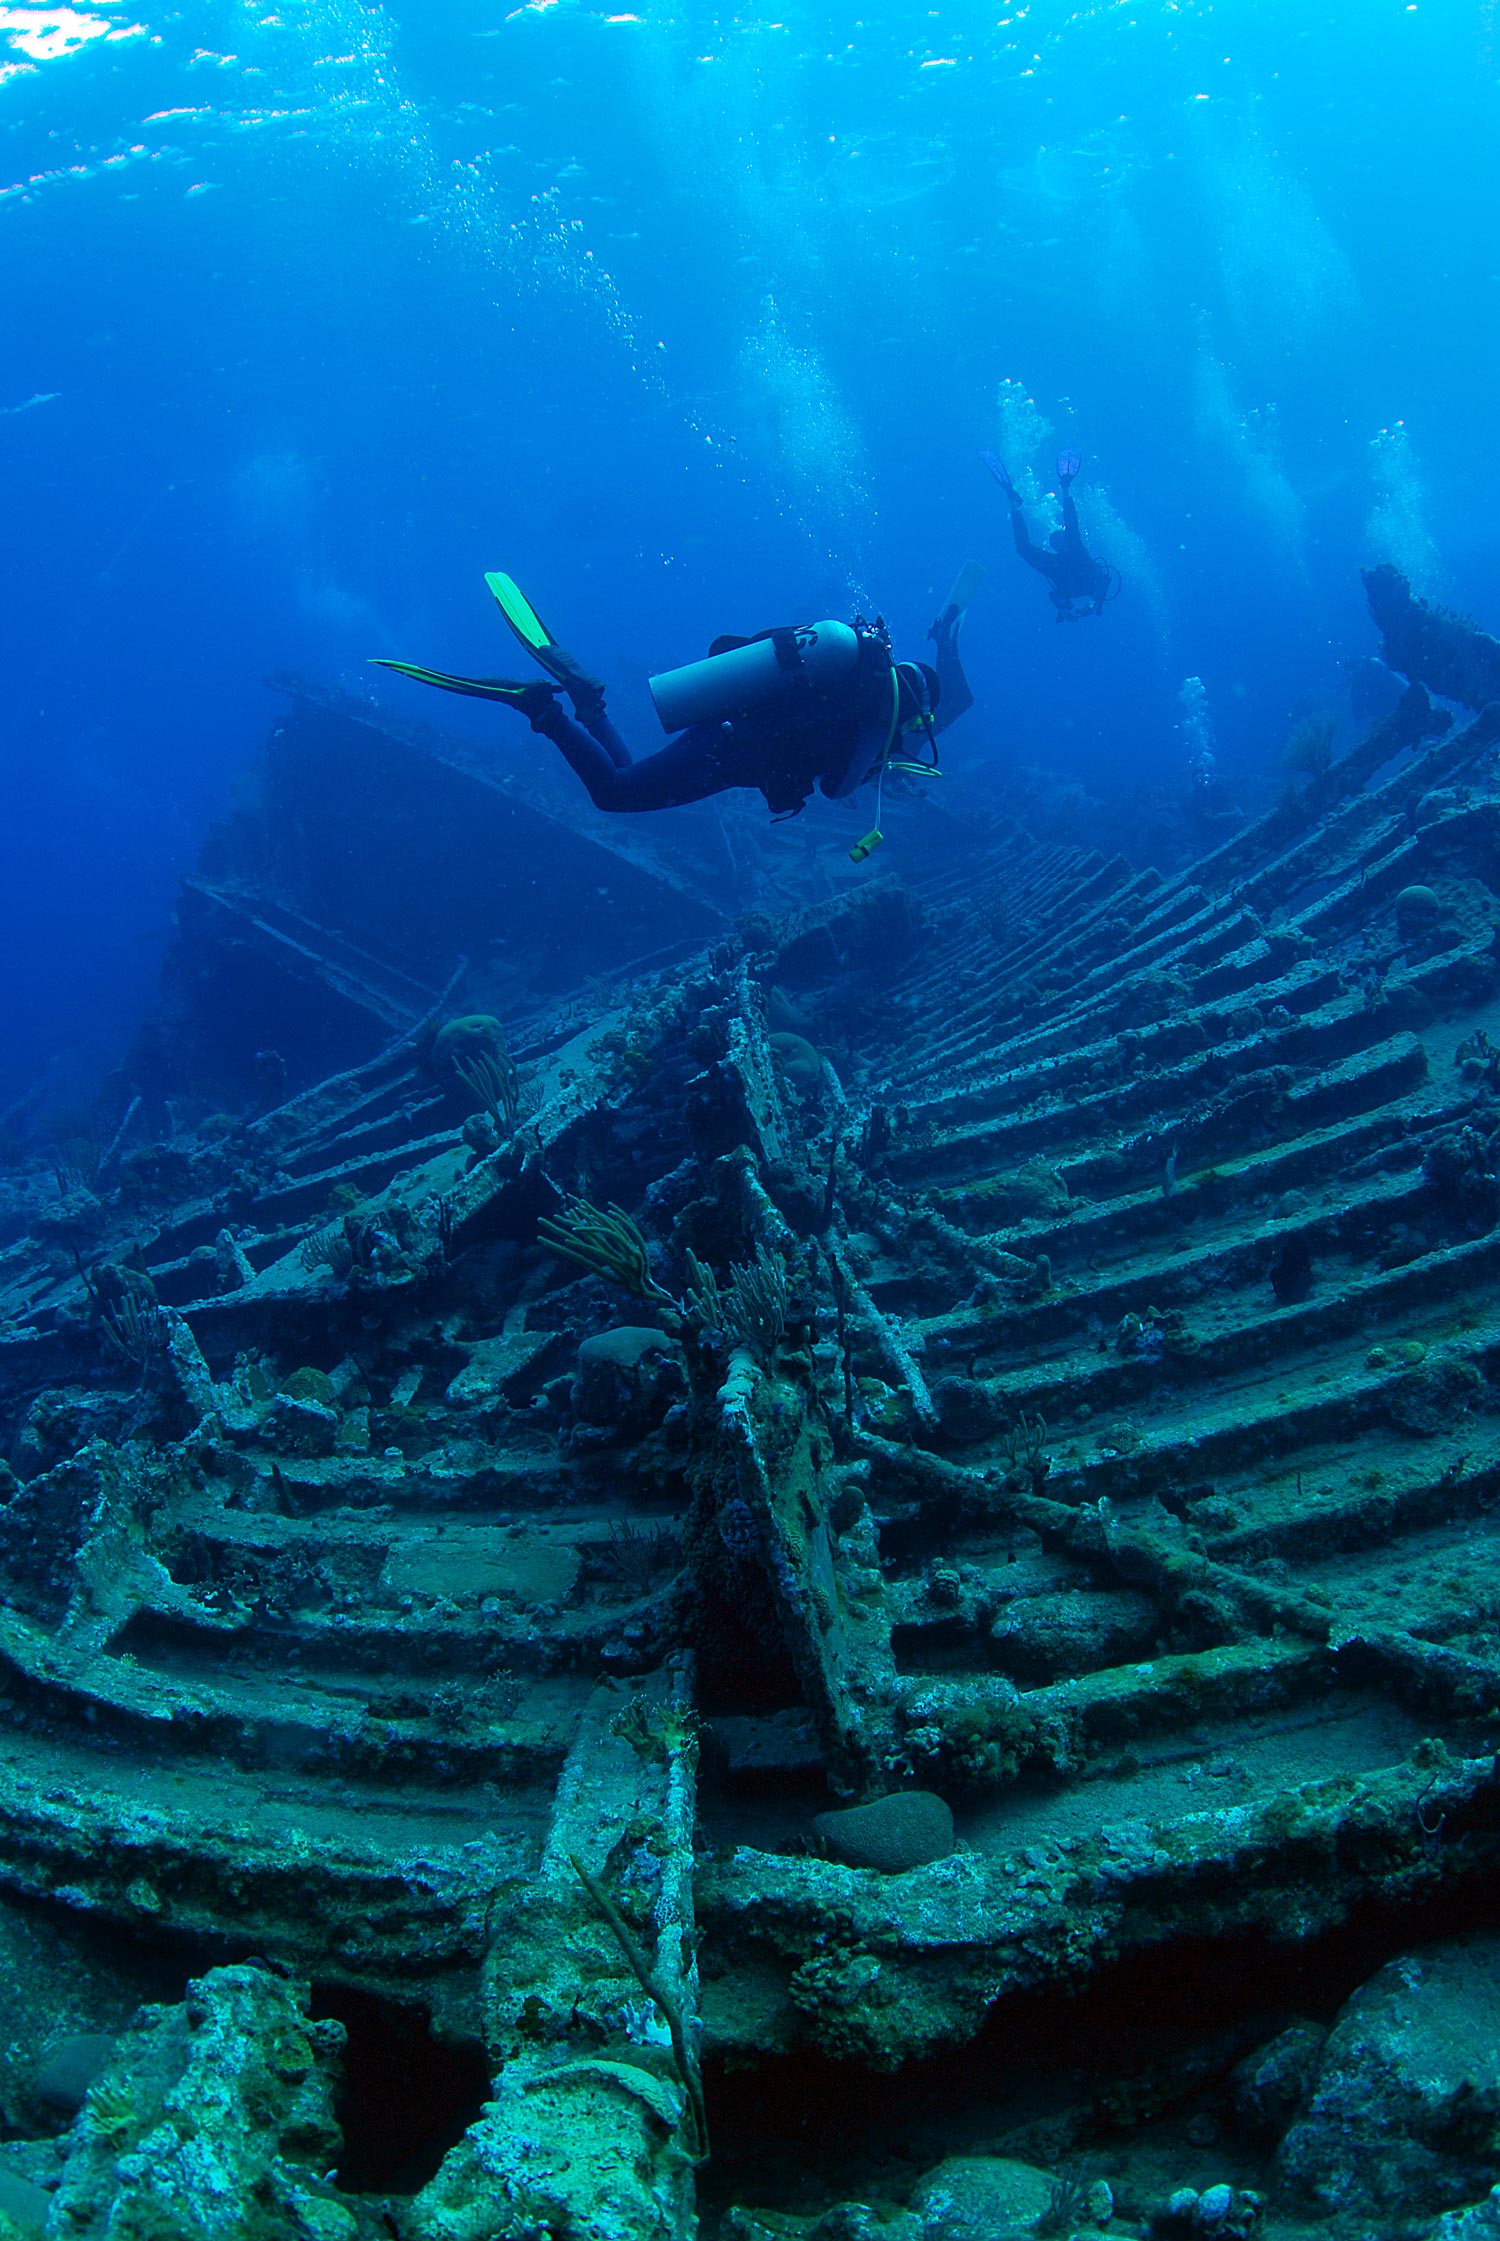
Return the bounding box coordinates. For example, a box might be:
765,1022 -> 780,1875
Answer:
849,828 -> 885,865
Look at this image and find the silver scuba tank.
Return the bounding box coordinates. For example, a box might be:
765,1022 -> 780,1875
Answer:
648,619 -> 862,733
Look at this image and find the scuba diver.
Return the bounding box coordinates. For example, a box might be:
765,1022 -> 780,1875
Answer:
985,449 -> 1117,622
374,567 -> 977,860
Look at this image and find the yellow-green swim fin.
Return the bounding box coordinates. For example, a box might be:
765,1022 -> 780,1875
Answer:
369,657 -> 560,711
484,572 -> 603,697
485,572 -> 557,660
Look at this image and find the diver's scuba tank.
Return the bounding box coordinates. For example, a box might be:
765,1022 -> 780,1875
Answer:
648,620 -> 862,733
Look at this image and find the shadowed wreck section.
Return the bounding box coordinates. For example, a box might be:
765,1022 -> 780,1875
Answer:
6,575 -> 1500,2234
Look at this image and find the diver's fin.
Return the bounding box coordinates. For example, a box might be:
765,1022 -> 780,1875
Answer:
484,571 -> 604,697
942,560 -> 987,621
981,450 -> 1016,497
485,571 -> 555,659
370,658 -> 562,712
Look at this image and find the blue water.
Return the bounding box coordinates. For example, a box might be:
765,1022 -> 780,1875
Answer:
2,0 -> 1497,1104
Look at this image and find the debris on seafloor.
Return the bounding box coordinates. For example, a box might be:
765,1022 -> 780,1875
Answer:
5,574 -> 1500,2235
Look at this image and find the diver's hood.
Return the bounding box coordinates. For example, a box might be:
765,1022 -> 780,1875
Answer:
897,660 -> 941,720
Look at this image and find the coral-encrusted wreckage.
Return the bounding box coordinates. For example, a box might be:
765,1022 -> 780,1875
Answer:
6,570 -> 1500,2237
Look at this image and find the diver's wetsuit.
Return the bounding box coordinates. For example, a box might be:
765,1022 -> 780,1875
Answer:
536,702 -> 827,814
534,625 -> 970,816
1009,486 -> 1112,621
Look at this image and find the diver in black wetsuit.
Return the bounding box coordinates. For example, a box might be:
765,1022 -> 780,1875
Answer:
986,450 -> 1116,622
375,570 -> 974,823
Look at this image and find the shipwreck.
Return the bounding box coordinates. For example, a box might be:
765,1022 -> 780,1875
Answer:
1,569 -> 1500,2238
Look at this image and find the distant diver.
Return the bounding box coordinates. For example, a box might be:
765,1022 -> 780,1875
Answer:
985,449 -> 1118,622
374,567 -> 976,861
